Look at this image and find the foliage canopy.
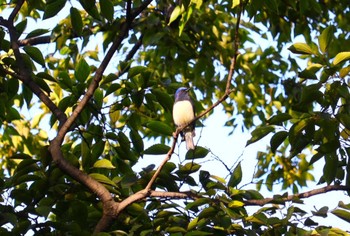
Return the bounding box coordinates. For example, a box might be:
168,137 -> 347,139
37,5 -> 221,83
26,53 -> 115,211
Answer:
1,0 -> 350,235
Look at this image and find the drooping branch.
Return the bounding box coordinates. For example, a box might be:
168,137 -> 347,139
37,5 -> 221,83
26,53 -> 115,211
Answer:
244,185 -> 350,206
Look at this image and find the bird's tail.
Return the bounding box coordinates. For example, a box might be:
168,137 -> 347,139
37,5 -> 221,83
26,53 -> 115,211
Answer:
185,131 -> 195,150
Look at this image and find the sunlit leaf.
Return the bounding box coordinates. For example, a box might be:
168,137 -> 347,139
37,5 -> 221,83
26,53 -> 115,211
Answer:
89,173 -> 118,187
333,51 -> 350,66
318,25 -> 335,54
288,43 -> 314,55
93,159 -> 115,169
75,57 -> 90,82
168,5 -> 183,25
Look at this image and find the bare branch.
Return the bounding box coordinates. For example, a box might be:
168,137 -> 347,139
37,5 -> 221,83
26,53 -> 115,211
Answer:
244,185 -> 350,206
8,0 -> 23,23
149,190 -> 199,200
18,36 -> 51,46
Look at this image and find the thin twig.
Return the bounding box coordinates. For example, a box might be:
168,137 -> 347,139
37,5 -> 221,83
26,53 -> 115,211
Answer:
244,185 -> 350,206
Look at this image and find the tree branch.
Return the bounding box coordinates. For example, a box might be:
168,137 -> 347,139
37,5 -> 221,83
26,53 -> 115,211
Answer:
0,1 -> 67,128
141,1 -> 245,194
244,185 -> 350,206
45,0 -> 152,233
55,0 -> 152,143
18,35 -> 51,46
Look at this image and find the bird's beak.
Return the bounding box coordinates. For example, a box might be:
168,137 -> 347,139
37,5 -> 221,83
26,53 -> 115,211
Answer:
186,87 -> 191,92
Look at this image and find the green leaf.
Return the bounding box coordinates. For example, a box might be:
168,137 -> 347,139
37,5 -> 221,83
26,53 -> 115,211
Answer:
232,0 -> 240,8
246,126 -> 275,146
323,153 -> 338,184
185,146 -> 209,159
318,25 -> 335,54
152,89 -> 173,111
288,42 -> 314,55
79,0 -> 101,20
146,121 -> 173,136
340,66 -> 350,78
70,7 -> 83,36
168,5 -> 184,25
228,200 -> 244,208
130,130 -> 144,154
36,72 -> 56,83
109,105 -> 120,124
26,29 -> 50,39
23,46 -> 45,66
128,66 -> 147,78
227,162 -> 242,188
75,58 -> 90,82
93,159 -> 115,169
15,19 -> 27,37
267,113 -> 292,125
309,152 -> 323,165
299,63 -> 323,80
333,51 -> 350,66
43,0 -> 67,19
270,131 -> 288,153
89,173 -> 118,187
33,76 -> 52,95
91,140 -> 106,160
143,144 -> 170,155
100,0 -> 114,21
289,118 -> 312,144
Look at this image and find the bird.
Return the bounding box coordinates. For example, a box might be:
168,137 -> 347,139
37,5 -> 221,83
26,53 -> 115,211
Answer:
173,87 -> 196,150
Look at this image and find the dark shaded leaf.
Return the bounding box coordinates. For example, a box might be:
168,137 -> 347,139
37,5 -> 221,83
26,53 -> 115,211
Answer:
185,146 -> 209,159
146,121 -> 173,136
270,131 -> 288,153
100,0 -> 114,21
43,0 -> 67,19
267,113 -> 292,125
143,144 -> 170,155
228,162 -> 242,188
246,126 -> 275,146
70,7 -> 83,36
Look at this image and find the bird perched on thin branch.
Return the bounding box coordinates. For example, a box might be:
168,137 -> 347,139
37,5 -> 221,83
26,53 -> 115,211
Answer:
173,87 -> 196,150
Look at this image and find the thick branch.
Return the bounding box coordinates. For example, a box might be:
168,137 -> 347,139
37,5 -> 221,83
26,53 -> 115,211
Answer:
244,185 -> 350,206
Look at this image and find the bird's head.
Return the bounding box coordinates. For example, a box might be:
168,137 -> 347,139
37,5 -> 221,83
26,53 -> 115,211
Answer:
175,87 -> 191,101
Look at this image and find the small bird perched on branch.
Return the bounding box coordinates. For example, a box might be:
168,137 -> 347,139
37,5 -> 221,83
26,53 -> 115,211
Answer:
173,87 -> 196,150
